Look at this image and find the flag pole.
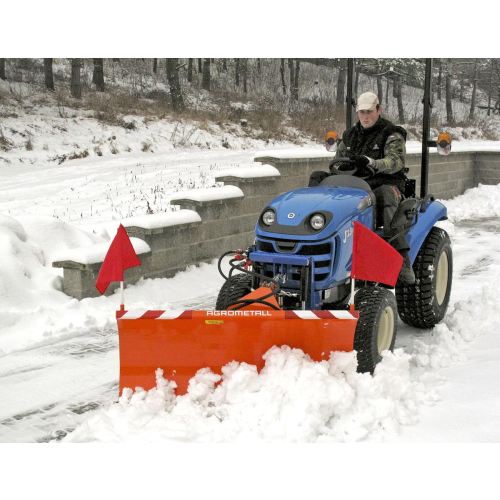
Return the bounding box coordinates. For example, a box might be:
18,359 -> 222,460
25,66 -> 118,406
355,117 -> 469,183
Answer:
350,277 -> 355,311
120,281 -> 125,311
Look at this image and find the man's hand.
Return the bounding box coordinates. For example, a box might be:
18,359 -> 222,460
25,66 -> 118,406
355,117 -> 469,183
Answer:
350,155 -> 376,178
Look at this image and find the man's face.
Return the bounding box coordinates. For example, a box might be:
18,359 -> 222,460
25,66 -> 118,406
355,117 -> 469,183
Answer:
358,106 -> 382,129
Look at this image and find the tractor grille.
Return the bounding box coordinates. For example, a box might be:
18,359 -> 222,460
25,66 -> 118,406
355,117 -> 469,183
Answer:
258,240 -> 331,256
256,240 -> 333,283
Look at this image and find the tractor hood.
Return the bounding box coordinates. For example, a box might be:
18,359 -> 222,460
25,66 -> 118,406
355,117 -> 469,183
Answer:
256,186 -> 371,240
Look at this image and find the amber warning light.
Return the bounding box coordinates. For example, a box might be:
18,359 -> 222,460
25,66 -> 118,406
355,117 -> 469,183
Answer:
437,133 -> 452,156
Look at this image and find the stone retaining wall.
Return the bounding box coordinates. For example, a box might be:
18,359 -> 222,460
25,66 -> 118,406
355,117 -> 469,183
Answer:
53,150 -> 500,299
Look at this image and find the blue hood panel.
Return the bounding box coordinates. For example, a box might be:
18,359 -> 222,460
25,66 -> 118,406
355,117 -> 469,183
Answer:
257,186 -> 369,240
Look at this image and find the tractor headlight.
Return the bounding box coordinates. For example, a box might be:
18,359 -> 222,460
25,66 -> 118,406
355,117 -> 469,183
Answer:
262,210 -> 276,226
310,213 -> 326,230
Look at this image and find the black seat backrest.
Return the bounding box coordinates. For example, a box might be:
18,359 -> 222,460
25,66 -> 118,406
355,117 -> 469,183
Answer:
319,174 -> 372,193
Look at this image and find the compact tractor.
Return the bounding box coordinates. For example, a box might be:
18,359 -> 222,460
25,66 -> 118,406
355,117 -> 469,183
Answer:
117,59 -> 453,394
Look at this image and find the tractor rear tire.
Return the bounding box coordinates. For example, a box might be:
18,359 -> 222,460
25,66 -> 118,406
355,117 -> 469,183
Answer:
215,273 -> 253,310
354,287 -> 397,373
395,227 -> 452,329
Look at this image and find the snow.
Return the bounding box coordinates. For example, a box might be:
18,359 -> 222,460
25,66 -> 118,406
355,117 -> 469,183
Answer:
52,236 -> 150,265
215,164 -> 281,178
2,97 -> 500,446
122,209 -> 201,229
170,185 -> 244,203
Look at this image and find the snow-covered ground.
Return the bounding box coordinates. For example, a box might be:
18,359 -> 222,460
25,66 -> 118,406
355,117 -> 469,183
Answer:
1,137 -> 500,446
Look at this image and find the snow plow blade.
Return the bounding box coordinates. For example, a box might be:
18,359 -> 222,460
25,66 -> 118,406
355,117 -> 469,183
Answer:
116,309 -> 358,396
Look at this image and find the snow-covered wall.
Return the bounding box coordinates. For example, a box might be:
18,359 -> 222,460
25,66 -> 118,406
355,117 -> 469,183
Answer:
52,151 -> 500,299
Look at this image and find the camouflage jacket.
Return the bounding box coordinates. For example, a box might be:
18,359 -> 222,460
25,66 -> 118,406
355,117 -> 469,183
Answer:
335,117 -> 407,188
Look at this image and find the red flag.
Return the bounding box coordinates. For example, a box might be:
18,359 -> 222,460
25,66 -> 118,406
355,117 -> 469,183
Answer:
351,221 -> 403,286
95,224 -> 142,294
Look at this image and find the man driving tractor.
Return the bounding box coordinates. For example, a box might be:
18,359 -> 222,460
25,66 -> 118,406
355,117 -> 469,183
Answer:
309,91 -> 415,284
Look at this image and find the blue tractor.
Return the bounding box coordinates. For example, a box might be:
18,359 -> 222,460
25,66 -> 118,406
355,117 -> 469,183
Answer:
216,59 -> 453,374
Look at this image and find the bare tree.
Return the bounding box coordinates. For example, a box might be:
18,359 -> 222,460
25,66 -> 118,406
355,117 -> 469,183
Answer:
288,59 -> 295,97
257,58 -> 261,75
376,63 -> 383,103
153,58 -> 157,75
202,58 -> 210,91
0,58 -> 6,80
44,58 -> 54,91
93,58 -> 105,92
198,59 -> 202,73
235,59 -> 240,87
293,59 -> 300,101
166,58 -> 184,112
187,58 -> 193,83
445,59 -> 454,124
437,59 -> 442,100
222,59 -> 227,72
70,58 -> 82,99
242,58 -> 248,94
469,58 -> 478,120
396,75 -> 405,123
280,59 -> 286,95
336,59 -> 347,105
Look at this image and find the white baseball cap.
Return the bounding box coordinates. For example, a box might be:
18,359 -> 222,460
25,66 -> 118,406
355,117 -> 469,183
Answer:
356,92 -> 379,111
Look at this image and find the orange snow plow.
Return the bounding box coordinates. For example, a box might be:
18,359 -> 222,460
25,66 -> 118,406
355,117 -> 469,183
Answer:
116,298 -> 358,395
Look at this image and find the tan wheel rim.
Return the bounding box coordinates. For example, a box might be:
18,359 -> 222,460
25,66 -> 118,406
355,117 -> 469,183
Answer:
436,251 -> 449,306
378,306 -> 395,354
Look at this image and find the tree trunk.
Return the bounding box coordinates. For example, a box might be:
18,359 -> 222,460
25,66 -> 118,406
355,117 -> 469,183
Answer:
187,58 -> 193,83
44,58 -> 54,91
222,59 -> 227,72
293,59 -> 300,101
0,58 -> 6,80
70,58 -> 82,99
396,75 -> 405,123
460,72 -> 465,102
392,75 -> 398,98
288,59 -> 295,97
437,59 -> 442,100
280,58 -> 286,95
242,58 -> 248,94
153,58 -> 158,75
375,63 -> 383,103
166,58 -> 184,112
336,59 -> 347,105
469,59 -> 478,120
202,58 -> 211,91
354,65 -> 360,96
445,59 -> 454,124
93,58 -> 105,92
198,58 -> 202,73
257,58 -> 261,75
385,76 -> 390,106
235,59 -> 240,86
488,59 -> 495,117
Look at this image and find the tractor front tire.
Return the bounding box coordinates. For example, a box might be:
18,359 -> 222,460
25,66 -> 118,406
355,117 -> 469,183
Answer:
215,273 -> 253,310
395,227 -> 452,329
354,287 -> 397,373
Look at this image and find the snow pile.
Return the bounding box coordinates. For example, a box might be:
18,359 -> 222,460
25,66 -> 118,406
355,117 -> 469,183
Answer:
63,347 -> 437,443
63,276 -> 500,443
442,183 -> 500,222
410,279 -> 500,371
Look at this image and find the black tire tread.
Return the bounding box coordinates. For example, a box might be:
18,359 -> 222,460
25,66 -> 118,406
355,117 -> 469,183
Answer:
395,227 -> 452,329
215,273 -> 253,310
354,287 -> 397,373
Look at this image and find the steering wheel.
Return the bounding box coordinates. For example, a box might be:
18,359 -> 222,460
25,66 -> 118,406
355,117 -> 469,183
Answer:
328,157 -> 375,180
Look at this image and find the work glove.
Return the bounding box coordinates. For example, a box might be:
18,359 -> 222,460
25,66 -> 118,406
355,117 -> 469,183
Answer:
350,155 -> 376,178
